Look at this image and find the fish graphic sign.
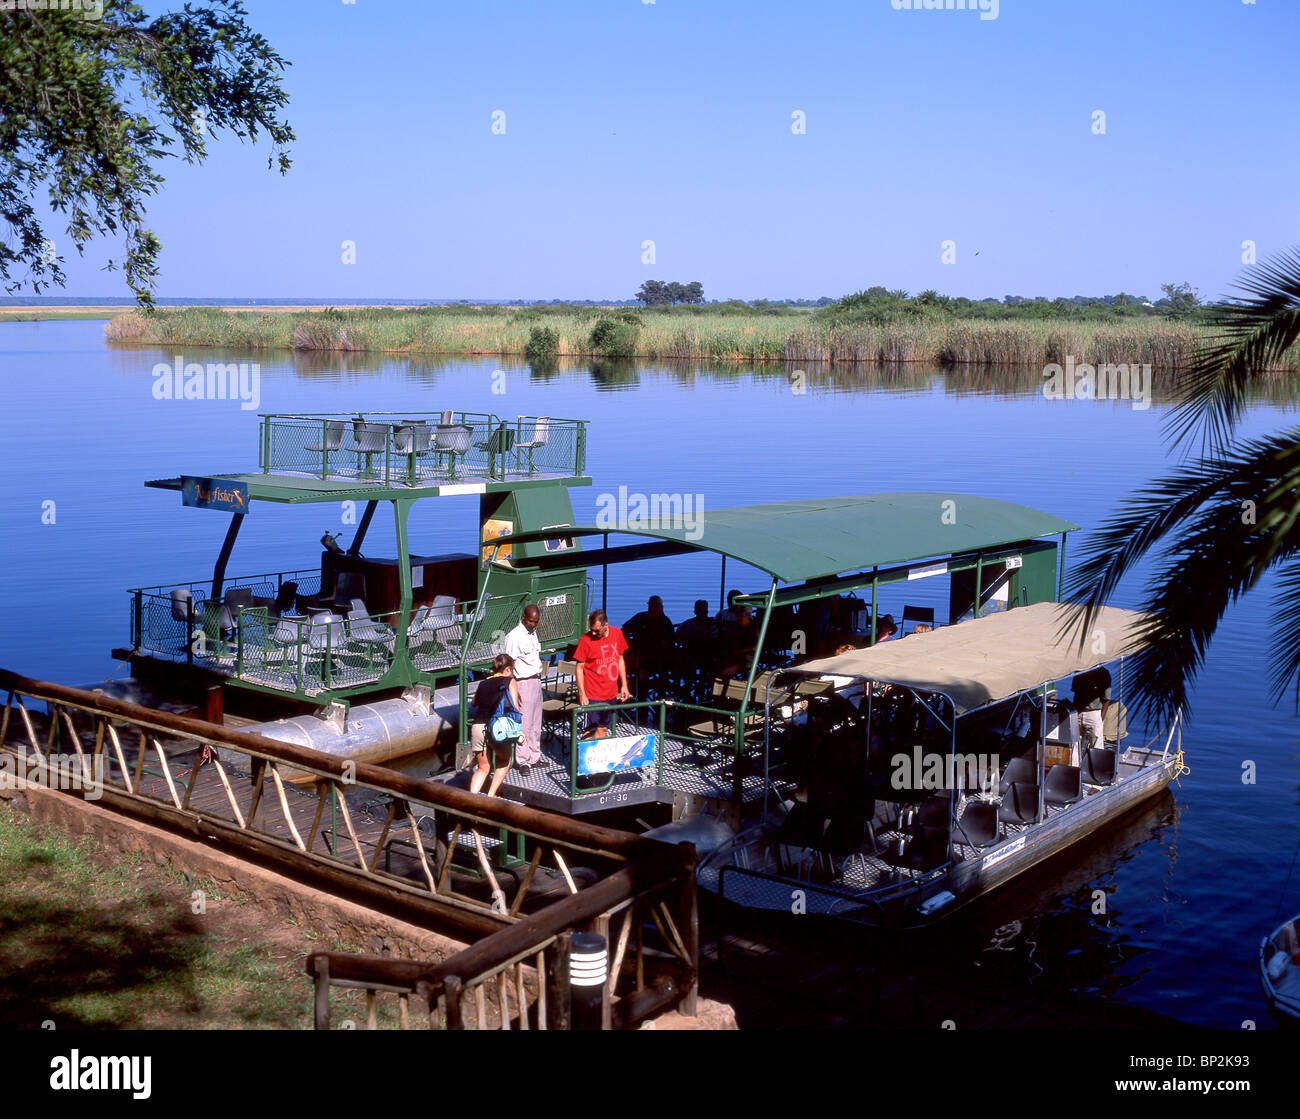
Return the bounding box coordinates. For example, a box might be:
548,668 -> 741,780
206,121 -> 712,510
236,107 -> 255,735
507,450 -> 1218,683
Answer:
182,476 -> 249,514
577,733 -> 657,776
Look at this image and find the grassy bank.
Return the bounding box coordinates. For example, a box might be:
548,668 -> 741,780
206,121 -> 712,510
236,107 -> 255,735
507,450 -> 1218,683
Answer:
0,309 -> 118,321
99,304 -> 1281,370
0,802 -> 413,1029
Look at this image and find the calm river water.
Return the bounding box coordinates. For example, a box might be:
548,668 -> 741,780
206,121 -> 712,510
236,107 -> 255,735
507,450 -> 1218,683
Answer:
2,320 -> 1298,1028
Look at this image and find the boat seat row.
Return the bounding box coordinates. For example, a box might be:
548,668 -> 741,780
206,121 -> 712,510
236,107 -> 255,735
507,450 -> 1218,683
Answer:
953,751 -> 1119,849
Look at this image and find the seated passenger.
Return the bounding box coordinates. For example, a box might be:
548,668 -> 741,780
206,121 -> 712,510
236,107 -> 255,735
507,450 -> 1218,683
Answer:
623,595 -> 675,699
624,595 -> 674,647
873,614 -> 898,644
675,600 -> 718,703
716,589 -> 743,628
676,599 -> 717,647
717,605 -> 758,679
797,597 -> 834,656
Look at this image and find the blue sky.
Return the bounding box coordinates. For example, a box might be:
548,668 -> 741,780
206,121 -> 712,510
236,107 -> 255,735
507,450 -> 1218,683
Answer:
40,0 -> 1300,301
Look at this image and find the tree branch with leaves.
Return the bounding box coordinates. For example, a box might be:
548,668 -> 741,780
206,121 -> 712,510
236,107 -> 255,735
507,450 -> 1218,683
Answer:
0,0 -> 293,306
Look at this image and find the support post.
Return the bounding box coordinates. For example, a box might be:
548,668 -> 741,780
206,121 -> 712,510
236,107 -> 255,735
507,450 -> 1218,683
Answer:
313,956 -> 331,1029
348,500 -> 379,556
734,579 -> 778,801
391,500 -> 414,671
870,569 -> 878,643
548,931 -> 573,1030
1057,532 -> 1067,602
677,841 -> 699,1016
444,976 -> 464,1029
1038,681 -> 1047,821
211,513 -> 244,602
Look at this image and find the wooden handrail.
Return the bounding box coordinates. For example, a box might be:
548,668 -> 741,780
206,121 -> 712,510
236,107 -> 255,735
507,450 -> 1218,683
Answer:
306,844 -> 690,993
0,668 -> 662,859
306,843 -> 696,1028
3,668 -> 700,1027
419,844 -> 689,995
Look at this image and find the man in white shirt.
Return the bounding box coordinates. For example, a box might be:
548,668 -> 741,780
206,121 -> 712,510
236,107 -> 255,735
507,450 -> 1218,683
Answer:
503,604 -> 543,773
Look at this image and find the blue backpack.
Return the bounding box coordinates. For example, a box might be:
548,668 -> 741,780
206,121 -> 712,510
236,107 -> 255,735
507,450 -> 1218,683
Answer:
489,684 -> 523,743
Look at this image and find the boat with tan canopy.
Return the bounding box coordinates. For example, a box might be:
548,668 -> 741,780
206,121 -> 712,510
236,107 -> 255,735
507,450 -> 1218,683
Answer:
695,602 -> 1185,927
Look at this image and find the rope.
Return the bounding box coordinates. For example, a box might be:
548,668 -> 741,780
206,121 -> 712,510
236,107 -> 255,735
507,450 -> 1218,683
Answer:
1170,749 -> 1190,787
98,661 -> 130,685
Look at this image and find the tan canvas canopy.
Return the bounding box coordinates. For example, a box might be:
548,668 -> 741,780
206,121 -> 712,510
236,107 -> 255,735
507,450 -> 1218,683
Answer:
797,602 -> 1150,715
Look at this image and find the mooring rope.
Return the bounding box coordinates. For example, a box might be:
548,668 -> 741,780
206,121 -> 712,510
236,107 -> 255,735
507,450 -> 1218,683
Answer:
1170,749 -> 1190,787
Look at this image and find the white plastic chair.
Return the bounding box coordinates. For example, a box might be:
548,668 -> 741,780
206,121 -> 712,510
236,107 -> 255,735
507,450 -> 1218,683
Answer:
515,416 -> 550,473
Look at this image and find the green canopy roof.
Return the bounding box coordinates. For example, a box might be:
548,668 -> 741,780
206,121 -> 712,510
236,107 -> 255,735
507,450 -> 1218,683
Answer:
497,492 -> 1077,583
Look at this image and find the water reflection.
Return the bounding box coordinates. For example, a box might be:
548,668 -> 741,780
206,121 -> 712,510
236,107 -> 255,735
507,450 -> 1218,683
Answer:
100,340 -> 1300,407
950,795 -> 1181,1002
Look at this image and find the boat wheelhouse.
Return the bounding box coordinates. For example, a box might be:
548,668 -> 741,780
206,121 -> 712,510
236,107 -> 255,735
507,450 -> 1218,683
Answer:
115,411 -> 593,763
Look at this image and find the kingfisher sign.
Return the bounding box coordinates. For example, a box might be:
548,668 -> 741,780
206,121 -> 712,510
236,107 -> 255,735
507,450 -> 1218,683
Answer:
182,476 -> 249,514
577,733 -> 657,777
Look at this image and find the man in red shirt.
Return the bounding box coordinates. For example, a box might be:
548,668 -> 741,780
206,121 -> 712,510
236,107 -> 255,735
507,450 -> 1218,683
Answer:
574,609 -> 630,733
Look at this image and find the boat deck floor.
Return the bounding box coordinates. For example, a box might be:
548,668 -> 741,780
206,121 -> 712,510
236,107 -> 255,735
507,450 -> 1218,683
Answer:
498,713 -> 774,814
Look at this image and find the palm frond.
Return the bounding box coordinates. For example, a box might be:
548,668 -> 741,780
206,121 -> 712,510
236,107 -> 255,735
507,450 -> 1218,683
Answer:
1166,248 -> 1300,456
1061,429 -> 1300,721
1267,558 -> 1300,709
1061,435 -> 1287,635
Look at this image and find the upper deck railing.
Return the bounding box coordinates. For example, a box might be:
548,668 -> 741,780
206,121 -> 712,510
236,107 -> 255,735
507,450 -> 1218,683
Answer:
128,568 -> 588,701
258,412 -> 587,486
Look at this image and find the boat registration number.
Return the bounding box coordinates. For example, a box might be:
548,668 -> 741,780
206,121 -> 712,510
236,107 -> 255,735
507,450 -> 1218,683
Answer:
545,594 -> 567,606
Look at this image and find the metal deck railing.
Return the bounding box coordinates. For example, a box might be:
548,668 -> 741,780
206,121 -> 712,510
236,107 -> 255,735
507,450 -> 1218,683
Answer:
128,573 -> 587,700
517,695 -> 797,807
258,412 -> 587,485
